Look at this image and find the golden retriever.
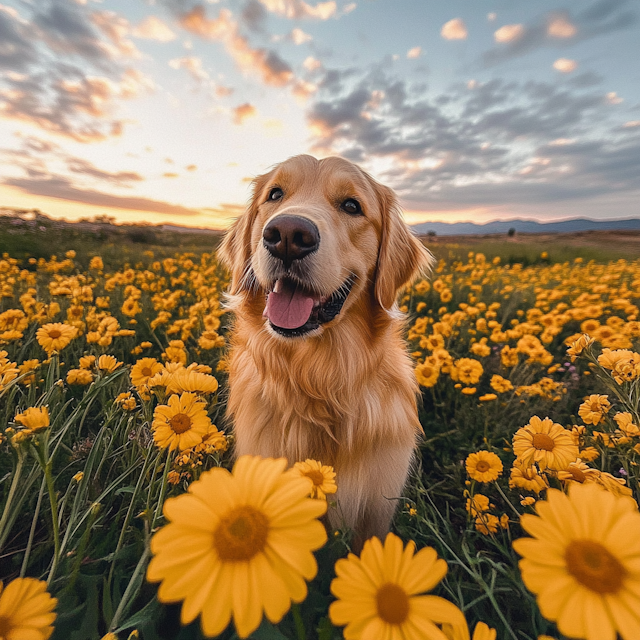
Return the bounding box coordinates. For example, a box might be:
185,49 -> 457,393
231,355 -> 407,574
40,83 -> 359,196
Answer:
218,154 -> 433,544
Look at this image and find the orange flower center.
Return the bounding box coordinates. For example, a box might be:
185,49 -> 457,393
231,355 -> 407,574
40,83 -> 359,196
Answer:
532,433 -> 555,451
48,329 -> 62,339
376,583 -> 410,625
214,506 -> 269,561
169,413 -> 192,434
305,470 -> 326,487
475,460 -> 490,473
567,467 -> 587,483
141,367 -> 153,377
565,540 -> 626,594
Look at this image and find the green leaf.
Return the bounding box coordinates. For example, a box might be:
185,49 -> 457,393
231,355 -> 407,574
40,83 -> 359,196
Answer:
112,596 -> 161,634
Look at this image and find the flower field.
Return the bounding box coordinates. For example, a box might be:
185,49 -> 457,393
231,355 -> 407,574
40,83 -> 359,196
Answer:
1,244 -> 640,640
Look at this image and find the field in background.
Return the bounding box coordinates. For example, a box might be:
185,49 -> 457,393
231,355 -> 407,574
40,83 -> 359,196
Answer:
1,220 -> 640,639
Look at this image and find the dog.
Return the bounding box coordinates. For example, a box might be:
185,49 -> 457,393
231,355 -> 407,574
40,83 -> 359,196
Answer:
218,154 -> 433,544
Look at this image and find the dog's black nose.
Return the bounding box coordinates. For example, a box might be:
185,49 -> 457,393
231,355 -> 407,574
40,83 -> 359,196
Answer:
263,215 -> 320,267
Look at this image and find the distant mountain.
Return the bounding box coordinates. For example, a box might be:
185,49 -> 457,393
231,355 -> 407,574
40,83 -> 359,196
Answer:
411,218 -> 640,236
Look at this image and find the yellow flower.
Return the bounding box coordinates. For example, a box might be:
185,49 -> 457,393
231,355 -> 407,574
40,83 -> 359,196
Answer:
168,368 -> 219,395
15,406 -> 50,432
478,393 -> 497,402
18,359 -> 40,385
566,333 -> 595,361
329,532 -> 466,640
509,460 -> 549,494
147,456 -> 327,638
490,374 -> 513,393
116,392 -> 137,411
578,394 -> 611,426
520,497 -> 536,506
598,349 -> 640,384
36,322 -> 77,354
466,493 -> 491,517
500,345 -> 519,368
79,355 -> 96,369
415,360 -> 440,387
579,445 -> 600,461
461,386 -> 476,395
73,472 -> 84,482
471,622 -> 496,640
451,358 -> 483,385
512,416 -> 579,471
292,459 -> 337,500
475,513 -> 499,535
614,412 -> 640,437
465,451 -> 503,483
0,577 -> 57,640
152,392 -> 212,451
513,483 -> 640,640
67,368 -> 94,385
89,256 -> 104,270
130,357 -> 163,388
97,355 -> 122,373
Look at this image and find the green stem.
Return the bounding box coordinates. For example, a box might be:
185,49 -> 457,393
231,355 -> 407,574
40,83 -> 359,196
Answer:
151,447 -> 172,532
45,460 -> 61,586
494,482 -> 521,519
0,453 -> 25,552
109,544 -> 151,631
292,602 -> 306,640
20,477 -> 46,577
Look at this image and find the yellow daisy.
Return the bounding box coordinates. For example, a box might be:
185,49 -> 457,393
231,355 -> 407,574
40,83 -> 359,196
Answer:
513,483 -> 640,640
147,456 -> 327,638
0,577 -> 57,640
329,532 -> 466,640
415,361 -> 439,388
512,416 -> 579,471
292,459 -> 337,500
14,406 -> 50,432
97,355 -> 122,373
614,412 -> 640,437
508,460 -> 549,494
566,333 -> 595,361
36,322 -> 77,354
490,374 -> 513,394
578,394 -> 611,426
130,357 -> 163,388
152,392 -> 212,451
451,358 -> 484,385
465,451 -> 503,483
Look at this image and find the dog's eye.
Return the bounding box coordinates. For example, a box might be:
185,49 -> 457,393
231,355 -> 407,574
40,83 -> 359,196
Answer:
341,199 -> 362,215
268,187 -> 283,202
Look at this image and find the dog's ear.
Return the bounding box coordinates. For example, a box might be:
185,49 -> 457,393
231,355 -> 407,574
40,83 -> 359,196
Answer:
373,182 -> 434,311
217,171 -> 271,295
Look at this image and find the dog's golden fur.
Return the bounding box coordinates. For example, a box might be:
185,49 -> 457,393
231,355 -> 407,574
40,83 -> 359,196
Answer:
219,155 -> 433,542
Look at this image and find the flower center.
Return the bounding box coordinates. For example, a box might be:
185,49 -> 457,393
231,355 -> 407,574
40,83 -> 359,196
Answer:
376,583 -> 410,625
567,467 -> 587,483
532,433 -> 555,451
475,461 -> 490,473
169,413 -> 192,434
141,367 -> 153,377
214,505 -> 269,561
565,540 -> 626,594
305,470 -> 326,486
48,329 -> 62,339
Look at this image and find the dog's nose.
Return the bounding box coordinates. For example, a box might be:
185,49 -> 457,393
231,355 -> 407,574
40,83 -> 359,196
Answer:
262,215 -> 320,267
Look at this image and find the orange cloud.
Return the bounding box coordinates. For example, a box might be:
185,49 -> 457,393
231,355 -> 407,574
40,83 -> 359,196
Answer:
553,58 -> 577,73
90,10 -> 141,58
441,18 -> 467,40
256,0 -> 336,20
179,7 -> 293,87
169,56 -> 209,82
547,15 -> 577,38
133,16 -> 176,42
494,24 -> 524,43
406,46 -> 421,59
233,103 -> 257,124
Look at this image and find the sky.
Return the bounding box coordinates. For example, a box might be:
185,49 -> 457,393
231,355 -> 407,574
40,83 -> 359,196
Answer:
0,0 -> 639,229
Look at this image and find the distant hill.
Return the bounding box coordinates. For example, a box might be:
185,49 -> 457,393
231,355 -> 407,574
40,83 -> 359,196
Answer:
411,218 -> 640,236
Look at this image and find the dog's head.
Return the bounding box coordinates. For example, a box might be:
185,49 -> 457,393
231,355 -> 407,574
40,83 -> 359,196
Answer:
219,154 -> 434,338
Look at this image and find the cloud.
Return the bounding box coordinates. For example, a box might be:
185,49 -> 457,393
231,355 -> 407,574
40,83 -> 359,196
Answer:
303,56 -> 322,71
5,175 -> 202,216
133,16 -> 176,42
406,47 -> 421,59
169,56 -> 209,81
290,27 -> 312,44
494,24 -> 524,43
178,6 -> 293,86
483,1 -> 637,65
233,102 -> 257,124
305,64 -> 640,211
441,18 -> 467,40
0,2 -> 153,141
255,0 -> 337,20
553,58 -> 578,73
66,157 -> 144,185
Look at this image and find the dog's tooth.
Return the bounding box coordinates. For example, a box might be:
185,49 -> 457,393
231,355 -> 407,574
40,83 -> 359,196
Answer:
274,279 -> 282,293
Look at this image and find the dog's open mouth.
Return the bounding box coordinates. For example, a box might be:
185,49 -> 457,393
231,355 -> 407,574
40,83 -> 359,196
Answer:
263,276 -> 354,337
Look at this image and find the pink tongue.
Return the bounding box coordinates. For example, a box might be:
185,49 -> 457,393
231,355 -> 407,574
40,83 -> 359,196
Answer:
264,282 -> 314,329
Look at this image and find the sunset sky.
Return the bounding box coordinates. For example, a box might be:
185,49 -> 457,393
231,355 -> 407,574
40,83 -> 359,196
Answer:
0,0 -> 639,229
